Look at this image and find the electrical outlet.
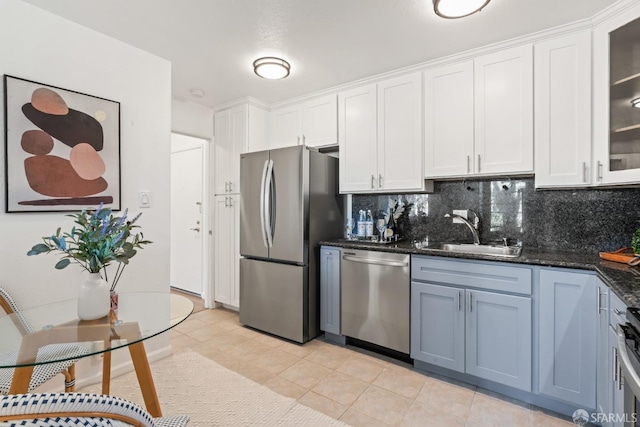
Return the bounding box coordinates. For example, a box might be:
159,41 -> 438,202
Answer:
452,209 -> 468,224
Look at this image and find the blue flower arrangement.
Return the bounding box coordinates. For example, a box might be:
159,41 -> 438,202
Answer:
27,204 -> 151,291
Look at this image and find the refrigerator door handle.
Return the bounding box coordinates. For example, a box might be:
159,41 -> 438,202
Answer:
259,159 -> 269,248
264,159 -> 275,248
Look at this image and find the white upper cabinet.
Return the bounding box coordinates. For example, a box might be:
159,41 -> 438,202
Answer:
475,44 -> 534,175
424,61 -> 475,177
270,105 -> 302,149
339,73 -> 424,193
214,103 -> 268,193
593,4 -> 640,185
302,94 -> 338,147
270,94 -> 337,149
534,31 -> 592,188
424,45 -> 533,179
338,84 -> 378,192
377,73 -> 423,191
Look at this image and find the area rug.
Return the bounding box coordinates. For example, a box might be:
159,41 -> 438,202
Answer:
80,350 -> 348,426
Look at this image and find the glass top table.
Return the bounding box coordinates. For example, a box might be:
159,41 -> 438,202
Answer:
0,292 -> 194,417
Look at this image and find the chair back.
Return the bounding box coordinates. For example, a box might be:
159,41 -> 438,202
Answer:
0,287 -> 35,334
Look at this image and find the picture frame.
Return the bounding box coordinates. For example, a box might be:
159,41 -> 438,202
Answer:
3,75 -> 121,212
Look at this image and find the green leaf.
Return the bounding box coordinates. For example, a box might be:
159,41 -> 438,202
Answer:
27,243 -> 50,255
54,259 -> 71,269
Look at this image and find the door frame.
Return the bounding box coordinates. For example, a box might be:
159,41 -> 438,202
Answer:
170,132 -> 211,307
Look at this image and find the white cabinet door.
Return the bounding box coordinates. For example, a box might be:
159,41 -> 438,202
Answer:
475,44 -> 534,175
338,84 -> 378,193
424,61 -> 474,178
214,106 -> 247,195
229,105 -> 247,194
214,195 -> 240,309
302,94 -> 337,148
214,109 -> 231,195
246,104 -> 270,153
535,32 -> 592,188
377,73 -> 423,191
593,4 -> 640,185
270,105 -> 302,149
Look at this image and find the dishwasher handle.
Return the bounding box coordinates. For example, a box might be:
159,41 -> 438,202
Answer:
342,254 -> 409,268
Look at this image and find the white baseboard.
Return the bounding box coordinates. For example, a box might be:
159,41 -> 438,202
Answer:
33,345 -> 174,393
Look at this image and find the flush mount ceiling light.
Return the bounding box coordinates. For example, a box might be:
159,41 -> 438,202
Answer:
632,97 -> 640,108
253,57 -> 291,80
433,0 -> 491,19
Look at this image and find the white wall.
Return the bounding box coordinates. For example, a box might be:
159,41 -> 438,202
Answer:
171,98 -> 214,140
0,0 -> 173,388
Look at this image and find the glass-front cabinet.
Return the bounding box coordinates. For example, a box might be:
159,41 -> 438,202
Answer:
594,4 -> 640,185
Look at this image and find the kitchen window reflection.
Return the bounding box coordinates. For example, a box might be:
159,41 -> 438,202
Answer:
489,179 -> 525,234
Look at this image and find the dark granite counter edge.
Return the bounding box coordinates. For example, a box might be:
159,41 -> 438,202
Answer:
318,240 -> 640,308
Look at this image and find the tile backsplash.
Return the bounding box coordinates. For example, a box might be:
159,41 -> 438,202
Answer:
352,177 -> 640,253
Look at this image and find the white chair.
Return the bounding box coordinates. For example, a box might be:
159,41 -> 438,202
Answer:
0,392 -> 190,426
0,287 -> 90,394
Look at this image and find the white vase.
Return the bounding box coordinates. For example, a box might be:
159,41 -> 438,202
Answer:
77,273 -> 110,320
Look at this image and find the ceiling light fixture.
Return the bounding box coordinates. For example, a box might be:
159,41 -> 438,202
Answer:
253,57 -> 291,80
433,0 -> 491,19
632,97 -> 640,108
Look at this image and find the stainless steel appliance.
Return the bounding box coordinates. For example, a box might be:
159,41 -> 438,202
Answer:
341,249 -> 410,354
618,308 -> 640,426
239,145 -> 342,343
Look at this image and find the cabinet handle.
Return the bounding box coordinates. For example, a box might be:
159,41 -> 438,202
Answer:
614,347 -> 619,384
467,155 -> 471,174
224,197 -> 228,207
614,308 -> 624,316
228,181 -> 233,192
597,161 -> 603,182
458,290 -> 462,311
468,292 -> 472,313
582,162 -> 587,183
477,155 -> 481,173
224,181 -> 228,192
597,288 -> 607,313
302,135 -> 306,145
379,174 -> 383,188
371,175 -> 375,189
228,197 -> 233,207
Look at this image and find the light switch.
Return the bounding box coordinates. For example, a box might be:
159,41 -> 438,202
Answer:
139,191 -> 151,208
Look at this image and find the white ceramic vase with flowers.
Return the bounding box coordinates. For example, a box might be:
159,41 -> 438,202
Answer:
28,204 -> 151,320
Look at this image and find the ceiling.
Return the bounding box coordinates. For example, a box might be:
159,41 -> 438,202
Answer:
22,0 -> 616,110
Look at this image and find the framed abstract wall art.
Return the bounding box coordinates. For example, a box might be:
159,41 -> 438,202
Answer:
3,75 -> 121,212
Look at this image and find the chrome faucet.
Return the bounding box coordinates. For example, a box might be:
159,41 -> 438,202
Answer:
444,211 -> 481,245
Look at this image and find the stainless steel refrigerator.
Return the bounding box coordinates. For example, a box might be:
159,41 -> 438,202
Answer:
239,145 -> 342,343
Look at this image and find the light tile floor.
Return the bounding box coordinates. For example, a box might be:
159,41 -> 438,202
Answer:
170,307 -> 575,427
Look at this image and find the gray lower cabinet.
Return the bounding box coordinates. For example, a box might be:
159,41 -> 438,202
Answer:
411,255 -> 533,392
466,289 -> 532,391
319,246 -> 341,335
607,290 -> 627,427
411,282 -> 465,372
538,268 -> 598,410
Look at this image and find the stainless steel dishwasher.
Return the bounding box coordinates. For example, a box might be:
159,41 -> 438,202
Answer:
341,249 -> 410,354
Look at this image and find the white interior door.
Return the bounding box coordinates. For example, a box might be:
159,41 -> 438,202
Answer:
171,134 -> 206,295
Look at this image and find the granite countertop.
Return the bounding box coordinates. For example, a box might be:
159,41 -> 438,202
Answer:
319,239 -> 640,308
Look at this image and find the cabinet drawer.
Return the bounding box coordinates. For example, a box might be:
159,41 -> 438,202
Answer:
609,290 -> 627,327
411,256 -> 532,295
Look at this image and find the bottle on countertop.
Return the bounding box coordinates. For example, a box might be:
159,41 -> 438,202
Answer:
357,210 -> 366,237
365,210 -> 374,237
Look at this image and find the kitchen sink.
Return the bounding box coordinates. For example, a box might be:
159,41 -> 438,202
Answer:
437,243 -> 523,258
